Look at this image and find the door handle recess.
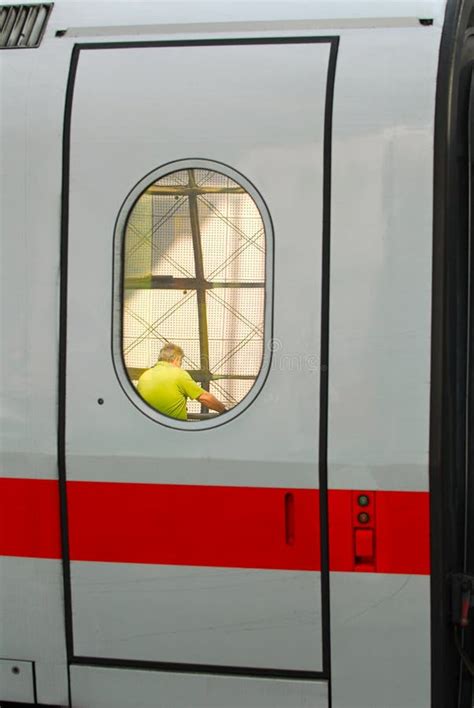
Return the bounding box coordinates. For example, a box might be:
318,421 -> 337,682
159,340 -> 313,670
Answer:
285,492 -> 295,545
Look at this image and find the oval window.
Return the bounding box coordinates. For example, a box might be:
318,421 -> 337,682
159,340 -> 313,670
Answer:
115,161 -> 272,428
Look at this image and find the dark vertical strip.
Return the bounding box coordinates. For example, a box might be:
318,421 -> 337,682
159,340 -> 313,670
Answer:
32,661 -> 38,705
431,1 -> 474,707
431,3 -> 457,702
460,57 -> 474,708
59,44 -> 81,684
188,168 -> 211,408
466,66 -> 474,573
319,36 -> 339,705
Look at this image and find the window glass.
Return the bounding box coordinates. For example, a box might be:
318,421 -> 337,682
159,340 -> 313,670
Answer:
122,167 -> 268,423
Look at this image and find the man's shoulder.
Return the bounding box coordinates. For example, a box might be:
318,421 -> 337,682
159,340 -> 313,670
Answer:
139,365 -> 166,382
138,366 -> 156,382
176,368 -> 194,382
152,364 -> 189,382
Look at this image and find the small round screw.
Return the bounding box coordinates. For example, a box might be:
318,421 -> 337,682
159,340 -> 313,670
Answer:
11,666 -> 20,675
358,512 -> 370,524
97,398 -> 104,405
358,494 -> 370,507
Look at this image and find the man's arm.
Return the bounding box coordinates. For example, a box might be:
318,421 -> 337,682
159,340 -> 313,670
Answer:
198,391 -> 227,414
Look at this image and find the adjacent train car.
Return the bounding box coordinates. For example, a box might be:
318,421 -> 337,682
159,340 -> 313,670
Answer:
1,1 -> 473,706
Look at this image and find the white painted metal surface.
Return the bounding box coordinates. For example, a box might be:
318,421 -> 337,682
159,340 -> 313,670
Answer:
0,19 -> 71,706
327,20 -> 440,708
0,26 -> 67,483
0,559 -> 68,706
72,564 -> 322,669
0,658 -> 35,703
67,40 -> 328,483
331,574 -> 431,708
70,665 -> 329,708
328,25 -> 438,493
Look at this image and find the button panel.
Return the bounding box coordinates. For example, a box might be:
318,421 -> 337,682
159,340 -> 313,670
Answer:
352,491 -> 376,571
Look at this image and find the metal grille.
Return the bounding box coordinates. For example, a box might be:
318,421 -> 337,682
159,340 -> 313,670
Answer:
123,168 -> 266,420
0,3 -> 52,48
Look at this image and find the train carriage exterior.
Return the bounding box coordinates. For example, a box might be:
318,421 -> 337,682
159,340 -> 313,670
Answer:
1,1 -> 474,706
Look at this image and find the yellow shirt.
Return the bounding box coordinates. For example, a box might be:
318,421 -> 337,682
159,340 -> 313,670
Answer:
137,361 -> 205,420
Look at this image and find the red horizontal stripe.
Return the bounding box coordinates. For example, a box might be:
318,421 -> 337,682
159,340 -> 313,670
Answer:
0,478 -> 61,559
67,482 -> 321,571
376,490 -> 430,574
0,478 -> 430,574
328,489 -> 430,574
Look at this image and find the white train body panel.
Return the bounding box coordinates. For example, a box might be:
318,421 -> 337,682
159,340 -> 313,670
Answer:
0,1 -> 461,707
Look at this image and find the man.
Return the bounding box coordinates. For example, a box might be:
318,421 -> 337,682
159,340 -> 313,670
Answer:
137,343 -> 227,421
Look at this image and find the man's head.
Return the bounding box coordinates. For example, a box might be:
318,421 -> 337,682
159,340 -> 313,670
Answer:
158,343 -> 184,367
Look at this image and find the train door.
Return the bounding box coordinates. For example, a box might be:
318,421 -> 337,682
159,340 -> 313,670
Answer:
61,38 -> 334,696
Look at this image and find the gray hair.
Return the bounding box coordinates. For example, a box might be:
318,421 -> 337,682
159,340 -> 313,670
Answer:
158,342 -> 184,363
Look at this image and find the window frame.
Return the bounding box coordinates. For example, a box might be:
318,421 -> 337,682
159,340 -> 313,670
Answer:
112,158 -> 274,431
